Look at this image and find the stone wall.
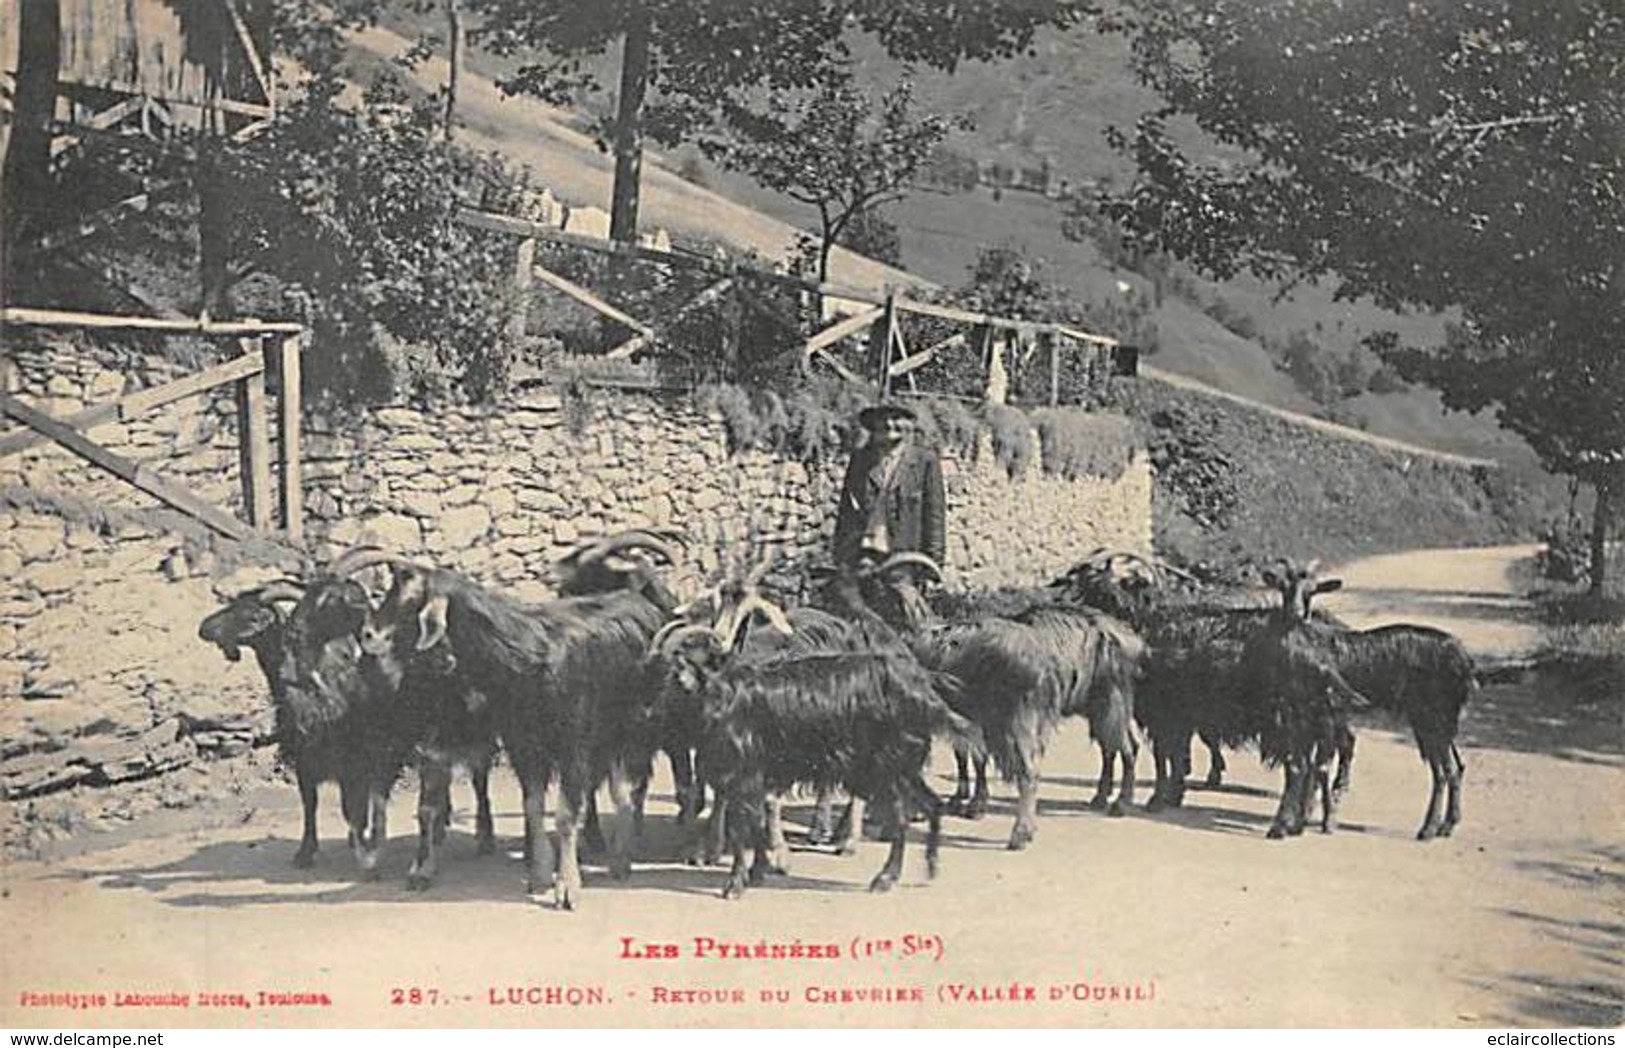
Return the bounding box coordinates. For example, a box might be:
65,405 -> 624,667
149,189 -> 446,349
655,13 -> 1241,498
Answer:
1,339 -> 1151,806
298,389 -> 1152,598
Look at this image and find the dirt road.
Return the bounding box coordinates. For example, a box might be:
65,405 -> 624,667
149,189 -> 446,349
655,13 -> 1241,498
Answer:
2,546 -> 1619,1029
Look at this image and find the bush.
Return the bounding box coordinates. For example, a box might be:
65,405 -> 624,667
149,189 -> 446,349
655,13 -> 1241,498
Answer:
1031,409 -> 1138,481
985,403 -> 1036,479
1537,515 -> 1592,585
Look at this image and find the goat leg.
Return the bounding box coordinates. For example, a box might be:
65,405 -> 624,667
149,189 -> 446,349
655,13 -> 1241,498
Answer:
1108,735 -> 1137,817
808,788 -> 840,845
947,747 -> 972,816
1203,733 -> 1226,788
1332,726 -> 1355,800
763,795 -> 790,874
471,756 -> 495,856
966,754 -> 989,819
1008,773 -> 1039,851
408,760 -> 453,890
868,789 -> 906,893
832,797 -> 864,856
294,771 -> 320,868
1440,744 -> 1465,837
554,788 -> 586,911
1268,759 -> 1306,840
582,794 -> 608,855
1089,750 -> 1115,811
606,762 -> 637,881
518,775 -> 553,898
341,777 -> 381,878
1417,751 -> 1449,841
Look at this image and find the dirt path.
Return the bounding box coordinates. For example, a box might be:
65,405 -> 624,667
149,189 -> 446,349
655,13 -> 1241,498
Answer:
2,548 -> 1619,1030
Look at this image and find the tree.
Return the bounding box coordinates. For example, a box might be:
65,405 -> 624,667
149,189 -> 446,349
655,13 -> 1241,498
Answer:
468,0 -> 1090,244
705,74 -> 954,283
1104,0 -> 1625,589
0,0 -> 61,303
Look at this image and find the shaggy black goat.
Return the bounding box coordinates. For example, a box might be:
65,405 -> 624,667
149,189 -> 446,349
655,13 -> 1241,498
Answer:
357,546 -> 673,909
653,595 -> 973,899
198,570 -> 420,874
1260,561 -> 1476,840
847,554 -> 1147,851
1050,550 -> 1355,812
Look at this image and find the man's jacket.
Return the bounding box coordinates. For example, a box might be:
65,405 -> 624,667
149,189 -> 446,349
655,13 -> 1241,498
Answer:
833,442 -> 947,567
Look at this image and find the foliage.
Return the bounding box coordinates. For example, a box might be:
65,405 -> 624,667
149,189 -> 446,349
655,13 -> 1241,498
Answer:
220,66 -> 526,405
695,376 -> 870,461
1105,0 -> 1625,583
836,207 -> 904,268
1537,515 -> 1593,587
704,73 -> 958,282
984,403 -> 1036,479
1031,409 -> 1137,481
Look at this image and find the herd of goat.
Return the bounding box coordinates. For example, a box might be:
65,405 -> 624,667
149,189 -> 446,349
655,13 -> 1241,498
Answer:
197,529 -> 1477,909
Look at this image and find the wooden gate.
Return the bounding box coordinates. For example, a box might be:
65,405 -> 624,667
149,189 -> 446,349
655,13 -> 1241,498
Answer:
1,307 -> 303,545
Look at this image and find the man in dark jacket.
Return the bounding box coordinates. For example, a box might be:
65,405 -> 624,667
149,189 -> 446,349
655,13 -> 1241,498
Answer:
833,402 -> 946,571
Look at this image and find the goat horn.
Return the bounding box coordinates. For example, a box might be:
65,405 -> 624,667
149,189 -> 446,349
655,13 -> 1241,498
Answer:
255,580 -> 306,604
327,546 -> 412,578
876,551 -> 943,583
721,594 -> 793,651
574,529 -> 687,567
651,622 -> 721,657
1156,558 -> 1199,582
744,549 -> 777,587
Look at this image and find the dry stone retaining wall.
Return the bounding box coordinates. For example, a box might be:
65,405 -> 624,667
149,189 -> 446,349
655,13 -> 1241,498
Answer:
2,341 -> 1150,806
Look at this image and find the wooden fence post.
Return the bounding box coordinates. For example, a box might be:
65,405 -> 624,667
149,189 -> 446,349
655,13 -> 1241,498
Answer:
509,233 -> 536,343
879,293 -> 898,396
1049,334 -> 1061,407
271,332 -> 304,541
236,335 -> 274,530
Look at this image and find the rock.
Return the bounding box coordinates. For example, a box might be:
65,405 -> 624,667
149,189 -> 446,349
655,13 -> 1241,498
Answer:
397,489 -> 443,518
483,488 -> 518,520
552,519 -> 579,544
439,504 -> 492,547
445,484 -> 481,508
359,513 -> 422,551
0,591 -> 44,618
374,408 -> 424,429
12,524 -> 63,562
0,750 -> 92,799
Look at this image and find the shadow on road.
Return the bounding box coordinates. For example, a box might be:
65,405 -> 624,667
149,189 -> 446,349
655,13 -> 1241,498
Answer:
1459,672 -> 1622,765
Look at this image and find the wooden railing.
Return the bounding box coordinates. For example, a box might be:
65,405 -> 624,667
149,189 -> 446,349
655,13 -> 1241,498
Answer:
0,307 -> 305,543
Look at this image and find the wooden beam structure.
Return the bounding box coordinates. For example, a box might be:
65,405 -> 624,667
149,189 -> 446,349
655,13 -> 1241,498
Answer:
530,263 -> 654,337
0,393 -> 256,541
803,306 -> 884,358
236,337 -> 274,530
0,353 -> 264,458
273,334 -> 304,541
1,307 -> 303,335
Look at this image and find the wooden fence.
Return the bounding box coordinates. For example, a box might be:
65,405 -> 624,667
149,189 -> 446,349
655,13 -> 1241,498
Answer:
457,208 -> 1133,403
0,308 -> 304,544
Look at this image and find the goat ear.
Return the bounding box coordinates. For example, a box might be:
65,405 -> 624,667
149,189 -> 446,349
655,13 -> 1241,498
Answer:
415,594 -> 450,652
1313,578 -> 1344,595
1260,568 -> 1283,589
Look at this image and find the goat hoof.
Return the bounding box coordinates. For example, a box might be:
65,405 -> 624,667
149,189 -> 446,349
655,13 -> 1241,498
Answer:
770,848 -> 791,875
1437,823 -> 1456,838
1145,795 -> 1166,813
1108,800 -> 1127,818
292,850 -> 316,869
945,796 -> 968,817
406,873 -> 432,892
1205,772 -> 1224,789
721,879 -> 746,900
1416,826 -> 1439,842
1266,825 -> 1287,840
476,837 -> 496,856
610,860 -> 632,882
868,874 -> 897,894
1006,829 -> 1034,852
964,799 -> 988,820
554,885 -> 578,911
1088,795 -> 1110,812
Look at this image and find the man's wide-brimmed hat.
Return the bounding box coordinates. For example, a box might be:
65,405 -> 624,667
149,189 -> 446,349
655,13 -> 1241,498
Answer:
857,402 -> 917,428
